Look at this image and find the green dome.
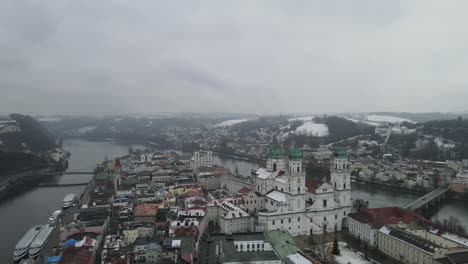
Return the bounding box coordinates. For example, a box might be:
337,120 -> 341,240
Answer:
269,145 -> 285,159
335,148 -> 347,158
289,149 -> 303,160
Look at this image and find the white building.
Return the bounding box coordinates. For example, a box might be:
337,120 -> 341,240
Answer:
254,146 -> 351,236
221,174 -> 252,195
190,150 -> 213,170
207,199 -> 253,234
347,207 -> 424,247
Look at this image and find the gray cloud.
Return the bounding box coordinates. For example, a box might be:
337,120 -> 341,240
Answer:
1,1 -> 468,115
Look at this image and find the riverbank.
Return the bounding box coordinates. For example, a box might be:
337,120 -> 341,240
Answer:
0,166 -> 68,200
352,179 -> 430,196
213,152 -> 265,164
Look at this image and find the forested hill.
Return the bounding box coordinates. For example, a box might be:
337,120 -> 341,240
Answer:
0,114 -> 57,152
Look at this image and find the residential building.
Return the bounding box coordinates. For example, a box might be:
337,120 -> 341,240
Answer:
133,203 -> 159,223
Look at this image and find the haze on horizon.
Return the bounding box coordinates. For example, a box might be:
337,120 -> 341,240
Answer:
1,1 -> 468,116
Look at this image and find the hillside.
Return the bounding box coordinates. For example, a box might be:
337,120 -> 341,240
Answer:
0,114 -> 57,152
0,114 -> 59,174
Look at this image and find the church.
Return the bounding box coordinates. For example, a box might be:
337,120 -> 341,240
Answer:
253,146 -> 351,236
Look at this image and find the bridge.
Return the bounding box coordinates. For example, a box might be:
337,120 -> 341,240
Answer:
403,187 -> 450,211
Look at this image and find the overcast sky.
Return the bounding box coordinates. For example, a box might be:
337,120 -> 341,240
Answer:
1,1 -> 468,116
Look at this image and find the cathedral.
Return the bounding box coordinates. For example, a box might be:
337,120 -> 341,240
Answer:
253,146 -> 351,236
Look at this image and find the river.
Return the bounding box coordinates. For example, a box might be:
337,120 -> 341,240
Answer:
0,140 -> 466,261
0,140 -> 131,262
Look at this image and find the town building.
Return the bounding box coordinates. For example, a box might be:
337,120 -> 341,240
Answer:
199,230 -> 313,264
347,207 -> 425,246
190,150 -> 213,170
378,223 -> 468,264
254,146 -> 351,235
207,199 -> 253,234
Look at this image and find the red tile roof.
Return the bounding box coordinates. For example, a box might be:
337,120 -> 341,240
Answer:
238,187 -> 251,194
348,207 -> 426,229
306,179 -> 321,193
133,203 -> 159,217
59,247 -> 93,264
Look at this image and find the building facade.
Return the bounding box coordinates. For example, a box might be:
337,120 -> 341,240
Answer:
190,151 -> 213,170
254,146 -> 351,236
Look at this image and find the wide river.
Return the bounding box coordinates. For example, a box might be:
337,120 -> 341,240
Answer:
0,139 -> 466,261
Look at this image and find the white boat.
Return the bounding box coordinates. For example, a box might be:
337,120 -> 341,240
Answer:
62,193 -> 77,209
13,225 -> 43,263
29,224 -> 58,262
48,210 -> 62,224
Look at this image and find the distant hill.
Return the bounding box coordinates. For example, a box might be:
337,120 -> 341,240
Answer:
369,112 -> 468,123
0,114 -> 57,152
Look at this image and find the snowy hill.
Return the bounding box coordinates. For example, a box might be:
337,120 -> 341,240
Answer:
215,119 -> 249,127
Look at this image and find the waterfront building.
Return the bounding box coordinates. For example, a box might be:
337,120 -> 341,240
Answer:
190,150 -> 213,170
347,207 -> 425,247
254,146 -> 351,235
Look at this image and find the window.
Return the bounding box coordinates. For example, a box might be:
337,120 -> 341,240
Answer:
272,220 -> 275,225
344,183 -> 346,189
298,217 -> 301,222
323,199 -> 327,208
344,211 -> 347,216
240,244 -> 243,249
247,244 -> 250,249
335,214 -> 337,219
289,218 -> 291,223
281,219 -> 283,224
324,217 -> 327,221
334,182 -> 337,188
297,167 -> 300,172
297,187 -> 300,193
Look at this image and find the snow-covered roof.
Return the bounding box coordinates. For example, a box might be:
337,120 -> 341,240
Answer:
379,226 -> 391,235
256,168 -> 272,179
287,253 -> 312,264
275,177 -> 286,184
218,201 -> 249,219
430,229 -> 468,247
266,190 -> 287,203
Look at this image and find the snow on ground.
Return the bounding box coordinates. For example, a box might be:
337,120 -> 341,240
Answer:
434,138 -> 455,149
343,117 -> 381,127
366,115 -> 414,124
36,116 -> 63,122
215,119 -> 249,127
334,243 -> 379,264
295,122 -> 329,137
289,116 -> 314,122
76,126 -> 96,134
